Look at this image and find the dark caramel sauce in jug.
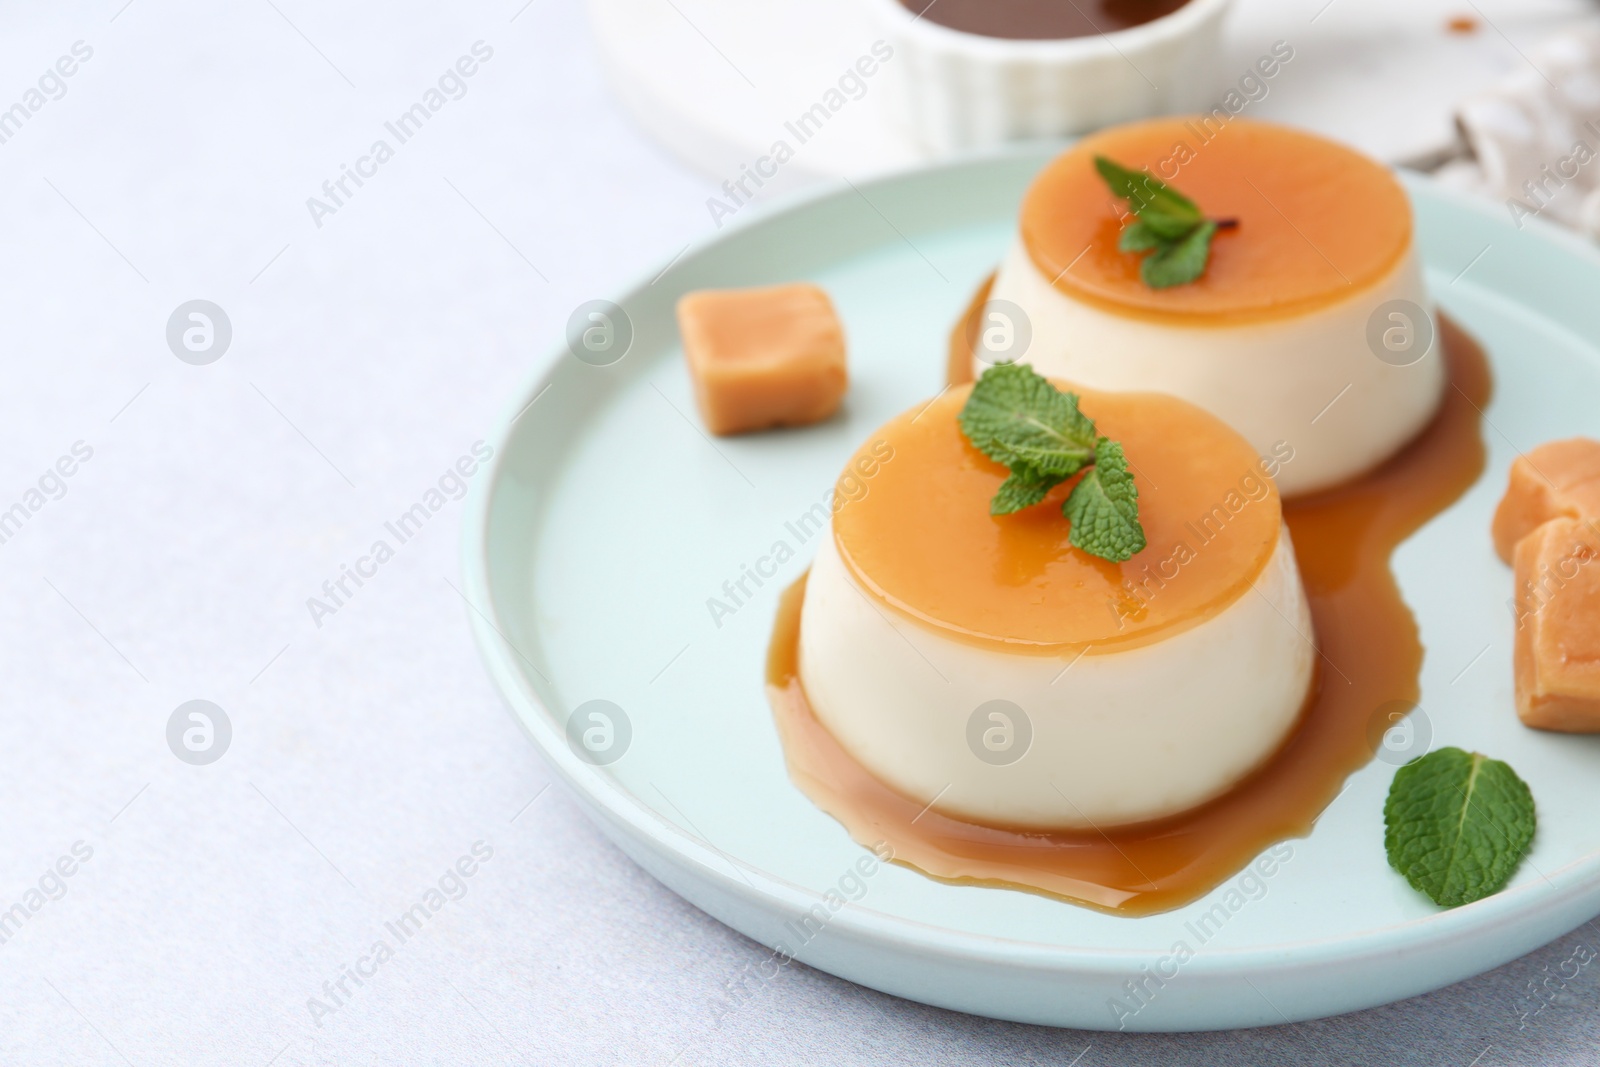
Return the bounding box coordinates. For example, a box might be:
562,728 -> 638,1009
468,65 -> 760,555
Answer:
897,0 -> 1190,41
766,281 -> 1491,915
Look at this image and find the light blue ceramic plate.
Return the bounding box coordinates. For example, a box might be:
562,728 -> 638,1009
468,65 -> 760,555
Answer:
462,148 -> 1600,1031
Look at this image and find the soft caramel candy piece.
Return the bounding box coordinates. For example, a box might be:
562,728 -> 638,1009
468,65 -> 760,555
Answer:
677,284 -> 847,436
1513,517 -> 1600,731
1492,438 -> 1600,562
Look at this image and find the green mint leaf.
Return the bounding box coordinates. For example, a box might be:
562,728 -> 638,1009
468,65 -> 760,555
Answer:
957,362 -> 1096,478
958,365 -> 1146,562
1117,219 -> 1168,253
1062,438 -> 1146,563
1384,747 -> 1536,908
1096,156 -> 1226,288
1093,156 -> 1202,235
990,467 -> 1064,515
1134,212 -> 1201,241
1141,220 -> 1218,289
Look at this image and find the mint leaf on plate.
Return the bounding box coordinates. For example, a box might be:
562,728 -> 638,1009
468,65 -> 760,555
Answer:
1383,747 -> 1536,908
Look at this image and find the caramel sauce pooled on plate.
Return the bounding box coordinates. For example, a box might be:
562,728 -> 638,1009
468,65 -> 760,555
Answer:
767,281 -> 1490,915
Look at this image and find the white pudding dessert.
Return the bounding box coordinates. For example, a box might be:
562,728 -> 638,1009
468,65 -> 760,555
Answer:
979,118 -> 1445,498
797,384 -> 1315,830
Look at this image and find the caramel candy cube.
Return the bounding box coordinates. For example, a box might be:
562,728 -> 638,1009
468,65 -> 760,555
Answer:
1513,517 -> 1600,731
1492,438 -> 1600,562
677,284 -> 848,436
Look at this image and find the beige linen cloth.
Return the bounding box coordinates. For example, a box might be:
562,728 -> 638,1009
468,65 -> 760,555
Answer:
1435,25 -> 1600,237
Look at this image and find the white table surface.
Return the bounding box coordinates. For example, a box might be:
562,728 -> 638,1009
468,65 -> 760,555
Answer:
3,1 -> 1600,1064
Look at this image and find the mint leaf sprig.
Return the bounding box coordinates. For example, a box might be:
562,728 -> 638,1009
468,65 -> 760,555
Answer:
957,363 -> 1146,563
1383,747 -> 1536,908
1094,156 -> 1237,289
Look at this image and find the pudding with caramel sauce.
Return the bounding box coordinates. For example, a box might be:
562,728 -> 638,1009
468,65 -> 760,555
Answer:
759,118 -> 1494,914
983,117 -> 1445,497
797,383 -> 1314,829
771,317 -> 1489,914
